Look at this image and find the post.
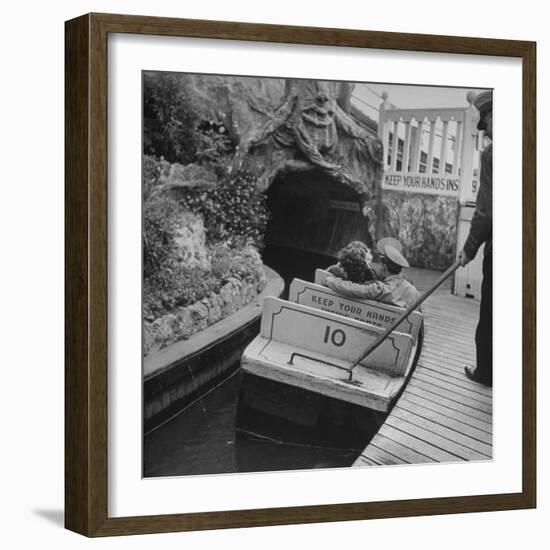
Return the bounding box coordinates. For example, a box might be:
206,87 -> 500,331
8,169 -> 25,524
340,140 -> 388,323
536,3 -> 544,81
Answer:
427,119 -> 436,173
403,121 -> 412,172
390,119 -> 399,171
454,91 -> 481,296
453,120 -> 463,176
378,91 -> 391,167
439,120 -> 449,174
411,118 -> 423,172
458,91 -> 478,204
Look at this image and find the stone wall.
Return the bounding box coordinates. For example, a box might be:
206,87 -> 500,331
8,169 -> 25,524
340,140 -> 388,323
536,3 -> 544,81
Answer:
144,270 -> 266,355
377,191 -> 459,270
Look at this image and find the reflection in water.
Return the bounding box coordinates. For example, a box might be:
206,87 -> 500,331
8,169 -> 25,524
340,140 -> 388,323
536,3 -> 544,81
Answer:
144,370 -> 358,477
262,245 -> 335,299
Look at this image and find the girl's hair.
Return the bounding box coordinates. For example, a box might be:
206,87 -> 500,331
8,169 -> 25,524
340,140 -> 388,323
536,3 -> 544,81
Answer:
337,241 -> 376,283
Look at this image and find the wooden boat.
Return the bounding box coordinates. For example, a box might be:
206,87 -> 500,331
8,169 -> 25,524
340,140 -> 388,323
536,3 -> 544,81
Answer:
237,269 -> 424,448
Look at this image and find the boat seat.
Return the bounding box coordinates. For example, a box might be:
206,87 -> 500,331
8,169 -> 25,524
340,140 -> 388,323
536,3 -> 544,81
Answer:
286,270 -> 423,338
241,297 -> 415,411
257,297 -> 412,378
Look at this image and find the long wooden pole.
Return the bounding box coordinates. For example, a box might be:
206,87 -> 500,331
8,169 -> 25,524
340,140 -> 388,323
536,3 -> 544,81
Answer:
348,260 -> 462,379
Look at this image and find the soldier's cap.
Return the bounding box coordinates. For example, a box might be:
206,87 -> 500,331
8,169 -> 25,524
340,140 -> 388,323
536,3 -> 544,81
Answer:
381,244 -> 410,269
376,237 -> 403,255
474,91 -> 493,131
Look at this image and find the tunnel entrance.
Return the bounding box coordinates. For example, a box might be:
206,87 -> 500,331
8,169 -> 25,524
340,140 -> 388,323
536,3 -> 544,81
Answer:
262,169 -> 373,294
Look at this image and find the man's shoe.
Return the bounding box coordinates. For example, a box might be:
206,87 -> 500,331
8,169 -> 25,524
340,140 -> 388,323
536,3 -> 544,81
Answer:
464,366 -> 492,387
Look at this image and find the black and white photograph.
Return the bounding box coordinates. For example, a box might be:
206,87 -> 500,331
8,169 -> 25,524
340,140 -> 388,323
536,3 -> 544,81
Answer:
142,71 -> 493,477
2,0 -> 544,544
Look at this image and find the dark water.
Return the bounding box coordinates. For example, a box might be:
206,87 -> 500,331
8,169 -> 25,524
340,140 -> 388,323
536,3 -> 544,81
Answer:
143,246 -> 359,478
262,245 -> 335,299
144,370 -> 359,477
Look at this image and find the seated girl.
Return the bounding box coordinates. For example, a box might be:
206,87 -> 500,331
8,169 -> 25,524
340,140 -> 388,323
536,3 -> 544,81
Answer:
326,241 -> 377,283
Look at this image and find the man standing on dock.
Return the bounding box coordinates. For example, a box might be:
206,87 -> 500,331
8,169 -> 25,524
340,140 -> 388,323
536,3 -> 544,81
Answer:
460,91 -> 493,388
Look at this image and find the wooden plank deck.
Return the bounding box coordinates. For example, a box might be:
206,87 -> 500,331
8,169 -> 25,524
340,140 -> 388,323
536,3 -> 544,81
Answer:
354,290 -> 493,467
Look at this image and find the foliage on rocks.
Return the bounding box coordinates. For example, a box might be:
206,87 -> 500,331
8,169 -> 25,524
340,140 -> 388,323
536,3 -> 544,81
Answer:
143,189 -> 180,281
380,192 -> 458,270
143,242 -> 265,322
142,74 -> 270,342
142,154 -> 268,324
181,172 -> 268,249
143,72 -> 198,164
143,73 -> 234,167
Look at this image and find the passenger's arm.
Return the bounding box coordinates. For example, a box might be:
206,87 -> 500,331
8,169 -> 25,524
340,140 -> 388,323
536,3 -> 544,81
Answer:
326,264 -> 346,278
324,276 -> 387,300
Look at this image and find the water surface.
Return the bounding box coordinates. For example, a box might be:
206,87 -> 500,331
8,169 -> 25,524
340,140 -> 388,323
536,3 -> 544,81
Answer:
144,370 -> 358,477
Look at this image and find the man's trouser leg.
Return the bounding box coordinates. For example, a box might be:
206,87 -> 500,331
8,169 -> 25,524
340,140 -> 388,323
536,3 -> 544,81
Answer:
475,250 -> 493,383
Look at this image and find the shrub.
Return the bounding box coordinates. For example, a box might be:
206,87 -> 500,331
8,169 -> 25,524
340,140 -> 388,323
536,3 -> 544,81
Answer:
142,155 -> 170,201
143,73 -> 234,166
194,120 -> 233,166
143,264 -> 221,320
143,244 -> 264,320
210,243 -> 264,284
143,193 -> 180,281
181,172 -> 269,249
142,156 -> 268,324
143,72 -> 198,164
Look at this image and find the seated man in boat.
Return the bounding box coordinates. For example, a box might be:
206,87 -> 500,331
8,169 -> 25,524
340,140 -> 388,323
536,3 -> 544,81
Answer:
323,238 -> 420,310
326,240 -> 377,283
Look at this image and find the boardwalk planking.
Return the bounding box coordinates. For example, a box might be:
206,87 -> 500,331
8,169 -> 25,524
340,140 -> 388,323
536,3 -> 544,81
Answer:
405,384 -> 493,424
413,371 -> 492,405
398,398 -> 493,443
417,366 -> 493,398
390,408 -> 492,455
354,455 -> 382,467
408,378 -> 492,414
384,417 -> 488,460
372,434 -> 440,464
354,291 -> 493,467
399,394 -> 492,434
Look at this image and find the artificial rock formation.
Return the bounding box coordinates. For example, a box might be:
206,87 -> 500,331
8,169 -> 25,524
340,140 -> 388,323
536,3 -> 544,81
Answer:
229,78 -> 383,211
168,74 -> 384,215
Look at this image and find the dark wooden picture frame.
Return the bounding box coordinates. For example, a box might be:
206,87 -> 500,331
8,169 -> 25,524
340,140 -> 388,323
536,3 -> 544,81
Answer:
65,12 -> 536,537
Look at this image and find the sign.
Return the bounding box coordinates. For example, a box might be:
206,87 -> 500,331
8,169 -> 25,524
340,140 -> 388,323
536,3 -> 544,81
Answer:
290,277 -> 422,338
382,171 -> 460,197
260,297 -> 413,377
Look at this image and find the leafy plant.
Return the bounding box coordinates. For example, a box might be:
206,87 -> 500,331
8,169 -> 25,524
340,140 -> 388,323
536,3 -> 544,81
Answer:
143,73 -> 234,166
181,172 -> 269,249
143,244 -> 264,320
194,120 -> 233,166
142,72 -> 268,325
143,264 -> 221,320
142,159 -> 267,320
143,72 -> 198,164
143,193 -> 180,281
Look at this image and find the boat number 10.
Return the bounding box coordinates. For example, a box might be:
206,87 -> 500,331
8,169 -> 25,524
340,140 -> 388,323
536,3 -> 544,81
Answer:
323,325 -> 347,347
